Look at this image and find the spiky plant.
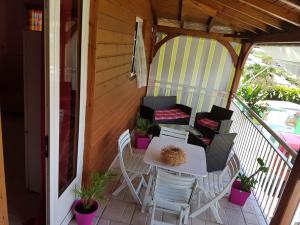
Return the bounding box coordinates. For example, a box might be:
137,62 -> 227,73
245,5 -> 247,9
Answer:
74,172 -> 116,212
136,117 -> 153,135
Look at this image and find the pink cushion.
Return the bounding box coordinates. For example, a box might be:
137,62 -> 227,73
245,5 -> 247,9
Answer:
154,108 -> 190,121
197,118 -> 219,130
199,137 -> 212,145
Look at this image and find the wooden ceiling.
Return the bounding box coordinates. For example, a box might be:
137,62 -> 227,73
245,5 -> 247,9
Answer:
151,0 -> 300,42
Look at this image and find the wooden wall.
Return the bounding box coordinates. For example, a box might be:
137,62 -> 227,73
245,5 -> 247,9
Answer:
83,0 -> 153,178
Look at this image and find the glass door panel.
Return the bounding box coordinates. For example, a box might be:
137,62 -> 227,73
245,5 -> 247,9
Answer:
59,0 -> 82,195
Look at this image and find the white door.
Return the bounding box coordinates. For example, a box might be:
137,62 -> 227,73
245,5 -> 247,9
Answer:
47,0 -> 89,224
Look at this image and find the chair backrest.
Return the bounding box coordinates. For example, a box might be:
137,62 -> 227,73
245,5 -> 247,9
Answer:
159,127 -> 188,143
225,153 -> 240,180
153,169 -> 197,205
190,153 -> 240,218
118,130 -> 133,167
206,133 -> 237,172
211,105 -> 233,121
143,96 -> 176,110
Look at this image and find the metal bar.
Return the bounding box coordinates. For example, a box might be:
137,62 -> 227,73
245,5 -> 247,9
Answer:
232,100 -> 295,167
233,95 -> 297,158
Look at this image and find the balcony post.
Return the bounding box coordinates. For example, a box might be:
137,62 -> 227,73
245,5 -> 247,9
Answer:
270,152 -> 300,225
226,42 -> 253,108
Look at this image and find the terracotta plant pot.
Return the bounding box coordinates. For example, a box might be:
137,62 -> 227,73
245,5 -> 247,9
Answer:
74,200 -> 98,225
229,180 -> 251,206
134,133 -> 151,149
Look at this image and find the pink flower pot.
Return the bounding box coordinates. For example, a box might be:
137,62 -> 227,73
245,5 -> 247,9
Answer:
74,200 -> 98,225
134,133 -> 151,150
229,180 -> 251,206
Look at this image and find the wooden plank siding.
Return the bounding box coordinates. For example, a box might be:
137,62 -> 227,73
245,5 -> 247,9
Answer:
83,0 -> 153,180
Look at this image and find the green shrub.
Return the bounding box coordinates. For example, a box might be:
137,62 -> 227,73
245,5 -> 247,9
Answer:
265,86 -> 300,104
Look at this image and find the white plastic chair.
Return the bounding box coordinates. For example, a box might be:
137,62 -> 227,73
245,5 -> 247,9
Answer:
190,154 -> 241,224
149,169 -> 198,225
112,129 -> 150,205
159,127 -> 188,143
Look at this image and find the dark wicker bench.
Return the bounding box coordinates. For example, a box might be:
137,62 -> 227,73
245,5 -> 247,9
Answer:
140,96 -> 192,125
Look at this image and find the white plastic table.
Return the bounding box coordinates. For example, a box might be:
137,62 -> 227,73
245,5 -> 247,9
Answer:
141,136 -> 208,212
144,136 -> 207,177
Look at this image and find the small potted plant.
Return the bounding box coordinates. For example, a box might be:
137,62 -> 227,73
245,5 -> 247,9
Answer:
134,117 -> 153,149
74,172 -> 116,225
230,158 -> 268,206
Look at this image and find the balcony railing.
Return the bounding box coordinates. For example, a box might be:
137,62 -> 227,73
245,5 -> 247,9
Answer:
230,96 -> 297,224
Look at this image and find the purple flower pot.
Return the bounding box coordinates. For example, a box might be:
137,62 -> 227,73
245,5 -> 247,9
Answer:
229,180 -> 251,206
134,133 -> 151,150
74,200 -> 98,225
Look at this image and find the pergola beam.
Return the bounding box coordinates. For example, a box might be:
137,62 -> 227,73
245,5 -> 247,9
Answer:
240,0 -> 300,27
192,0 -> 269,32
207,17 -> 216,32
179,0 -> 184,28
215,0 -> 284,30
156,25 -> 243,42
190,0 -> 257,33
226,42 -> 253,108
252,31 -> 300,43
280,0 -> 300,11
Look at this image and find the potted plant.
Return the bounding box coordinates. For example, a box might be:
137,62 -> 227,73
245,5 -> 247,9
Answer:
134,117 -> 153,149
74,172 -> 116,225
230,158 -> 268,206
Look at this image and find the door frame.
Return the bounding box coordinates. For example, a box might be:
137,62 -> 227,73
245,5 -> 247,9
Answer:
46,0 -> 90,224
0,113 -> 9,225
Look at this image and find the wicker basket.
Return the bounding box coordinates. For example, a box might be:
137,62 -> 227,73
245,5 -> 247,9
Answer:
161,145 -> 186,166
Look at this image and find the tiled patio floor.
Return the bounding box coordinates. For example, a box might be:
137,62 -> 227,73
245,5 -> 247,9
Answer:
70,169 -> 268,225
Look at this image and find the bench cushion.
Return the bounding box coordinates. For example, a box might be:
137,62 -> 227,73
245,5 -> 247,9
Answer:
155,108 -> 190,121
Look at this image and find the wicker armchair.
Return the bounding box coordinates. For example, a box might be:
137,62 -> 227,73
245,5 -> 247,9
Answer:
194,105 -> 233,134
188,132 -> 237,172
140,96 -> 192,125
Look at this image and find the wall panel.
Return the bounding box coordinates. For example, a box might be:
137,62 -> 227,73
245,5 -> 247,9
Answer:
84,0 -> 153,178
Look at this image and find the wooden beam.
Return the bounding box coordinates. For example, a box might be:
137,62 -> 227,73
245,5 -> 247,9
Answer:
280,0 -> 300,11
207,17 -> 216,32
216,13 -> 257,33
215,0 -> 284,30
226,42 -> 253,108
270,153 -> 300,225
252,31 -> 300,43
240,0 -> 300,27
156,25 -> 243,42
217,40 -> 238,67
192,0 -> 269,32
179,0 -> 184,28
153,33 -> 179,58
190,0 -> 258,33
150,0 -> 157,25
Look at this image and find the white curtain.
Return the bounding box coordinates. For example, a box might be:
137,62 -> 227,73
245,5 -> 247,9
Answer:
134,21 -> 148,88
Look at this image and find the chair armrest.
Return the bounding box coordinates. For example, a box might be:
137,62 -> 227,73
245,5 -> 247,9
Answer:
187,132 -> 208,149
218,120 -> 233,133
140,105 -> 155,121
194,124 -> 219,139
176,104 -> 192,115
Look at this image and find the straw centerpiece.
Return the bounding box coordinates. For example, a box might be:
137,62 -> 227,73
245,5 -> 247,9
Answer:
161,145 -> 186,166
